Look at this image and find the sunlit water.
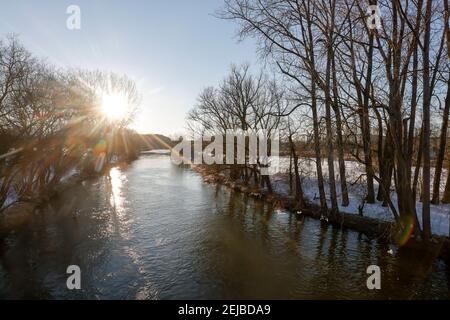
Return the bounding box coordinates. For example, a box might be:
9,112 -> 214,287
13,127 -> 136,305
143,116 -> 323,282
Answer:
0,155 -> 449,299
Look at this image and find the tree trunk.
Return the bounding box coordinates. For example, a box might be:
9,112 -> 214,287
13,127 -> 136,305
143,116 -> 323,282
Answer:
439,0 -> 450,204
289,150 -> 293,193
407,41 -> 419,184
289,135 -> 305,207
306,10 -> 328,214
331,51 -> 349,207
311,101 -> 328,213
413,125 -> 423,199
390,91 -> 419,234
378,131 -> 393,206
442,160 -> 450,203
421,0 -> 433,240
431,78 -> 450,204
362,26 -> 375,203
325,51 -> 339,215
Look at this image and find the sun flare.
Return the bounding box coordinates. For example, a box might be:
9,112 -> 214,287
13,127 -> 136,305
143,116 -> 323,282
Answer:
101,92 -> 129,121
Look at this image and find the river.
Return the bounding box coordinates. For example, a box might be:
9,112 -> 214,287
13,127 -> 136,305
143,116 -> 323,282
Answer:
0,154 -> 449,299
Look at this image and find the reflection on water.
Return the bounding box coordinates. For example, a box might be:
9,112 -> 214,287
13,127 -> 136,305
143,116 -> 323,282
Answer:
0,155 -> 449,299
109,167 -> 125,215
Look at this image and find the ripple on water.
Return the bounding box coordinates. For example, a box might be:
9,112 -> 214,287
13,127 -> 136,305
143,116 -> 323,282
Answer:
0,155 -> 449,299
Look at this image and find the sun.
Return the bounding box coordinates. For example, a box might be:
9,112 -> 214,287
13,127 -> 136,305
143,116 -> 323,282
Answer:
101,92 -> 129,121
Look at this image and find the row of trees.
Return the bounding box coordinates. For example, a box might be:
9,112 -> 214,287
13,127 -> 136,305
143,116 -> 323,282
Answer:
189,0 -> 449,241
187,64 -> 287,192
0,36 -> 140,213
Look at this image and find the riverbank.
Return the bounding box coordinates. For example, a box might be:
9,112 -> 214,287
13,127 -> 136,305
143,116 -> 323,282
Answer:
0,170 -> 84,233
192,164 -> 450,262
0,162 -> 126,234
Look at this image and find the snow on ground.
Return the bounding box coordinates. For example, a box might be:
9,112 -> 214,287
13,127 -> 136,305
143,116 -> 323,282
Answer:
270,156 -> 450,236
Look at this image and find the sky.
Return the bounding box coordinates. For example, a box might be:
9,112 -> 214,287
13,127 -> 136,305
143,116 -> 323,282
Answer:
0,0 -> 260,136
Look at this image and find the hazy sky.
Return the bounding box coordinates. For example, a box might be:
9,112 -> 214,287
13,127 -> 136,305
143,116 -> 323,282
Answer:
0,0 -> 260,136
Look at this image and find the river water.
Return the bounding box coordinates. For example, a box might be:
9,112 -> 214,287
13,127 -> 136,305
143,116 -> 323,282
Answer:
0,154 -> 449,299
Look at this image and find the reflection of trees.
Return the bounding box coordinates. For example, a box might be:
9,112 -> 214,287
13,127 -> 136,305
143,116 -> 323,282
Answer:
0,36 -> 141,213
0,176 -> 130,298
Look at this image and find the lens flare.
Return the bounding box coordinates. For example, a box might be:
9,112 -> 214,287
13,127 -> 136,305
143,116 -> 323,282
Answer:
398,216 -> 415,247
101,92 -> 129,121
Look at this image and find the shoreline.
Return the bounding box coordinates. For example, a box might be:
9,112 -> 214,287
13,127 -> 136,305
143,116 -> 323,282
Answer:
192,164 -> 450,262
0,164 -> 117,234
0,152 -> 139,233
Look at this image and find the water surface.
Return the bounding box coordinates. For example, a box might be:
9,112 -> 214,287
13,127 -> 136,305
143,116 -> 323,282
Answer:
0,155 -> 449,299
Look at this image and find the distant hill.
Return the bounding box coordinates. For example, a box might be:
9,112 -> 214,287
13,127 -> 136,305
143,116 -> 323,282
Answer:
136,134 -> 178,151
